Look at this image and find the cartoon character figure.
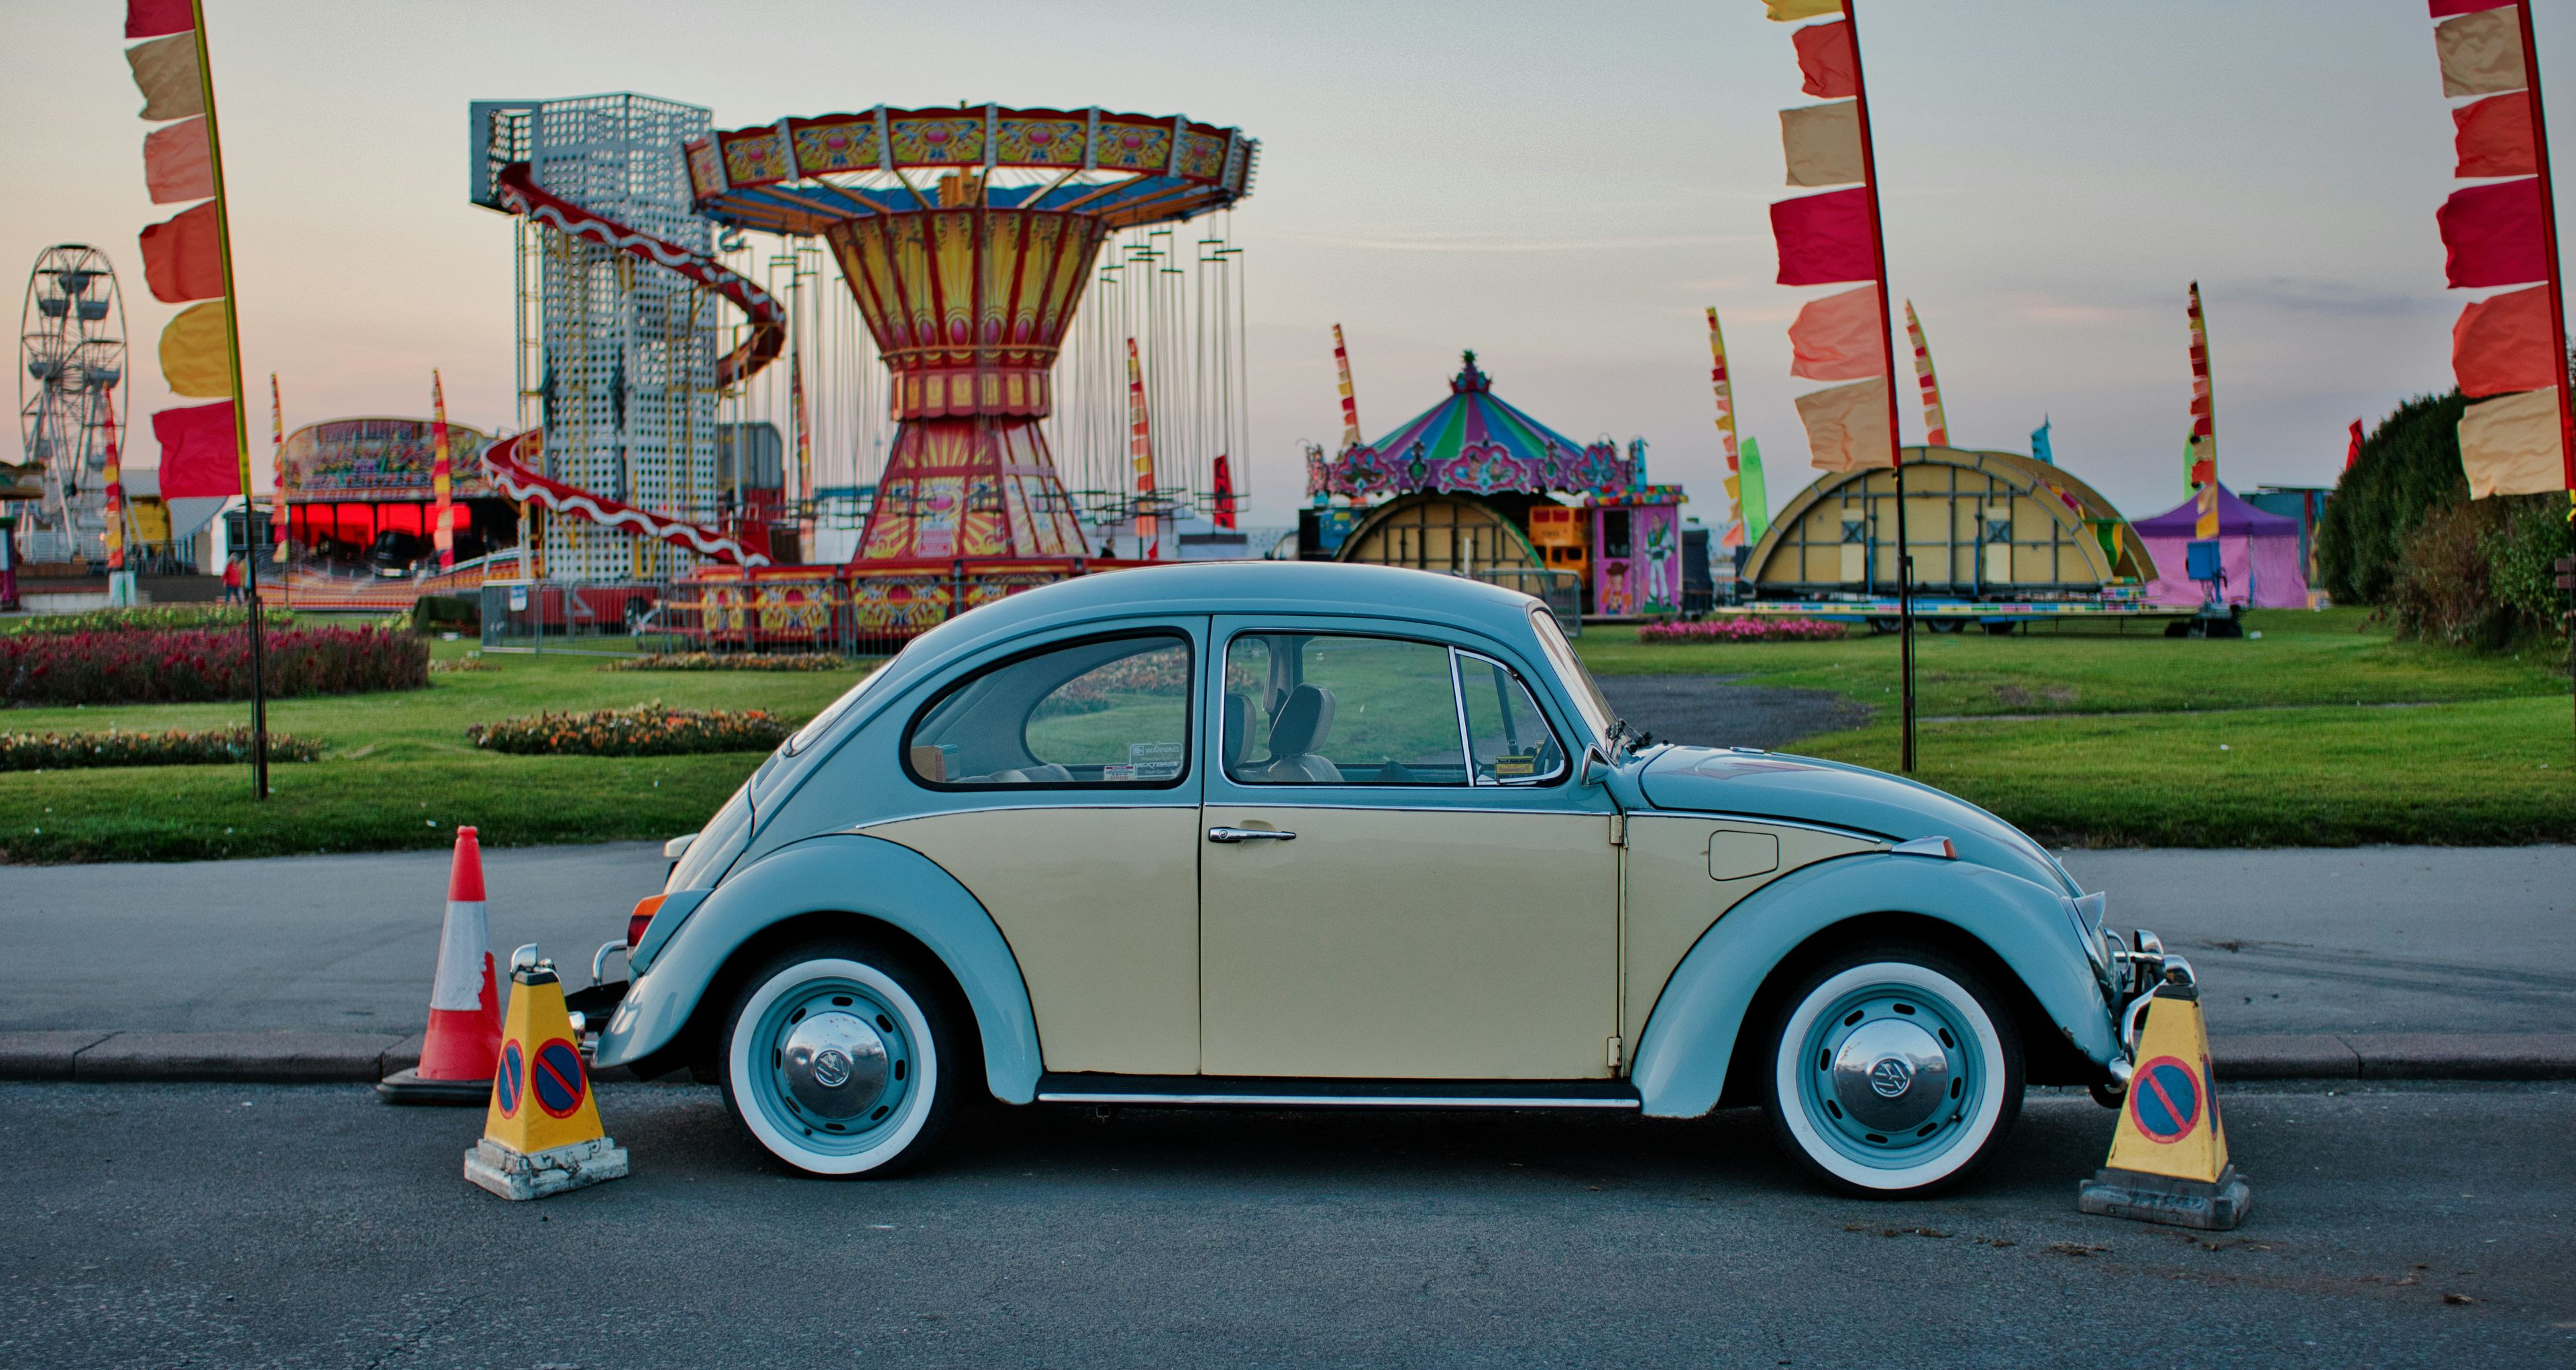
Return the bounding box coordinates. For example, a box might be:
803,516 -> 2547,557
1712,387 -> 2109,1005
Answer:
1600,561 -> 1633,617
1644,518 -> 1676,614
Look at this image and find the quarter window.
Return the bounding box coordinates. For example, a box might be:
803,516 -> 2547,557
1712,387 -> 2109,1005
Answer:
1457,653 -> 1567,784
905,634 -> 1191,786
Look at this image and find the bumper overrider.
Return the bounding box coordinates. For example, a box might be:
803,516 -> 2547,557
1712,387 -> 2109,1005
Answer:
2100,927 -> 2194,1093
2064,890 -> 2185,1094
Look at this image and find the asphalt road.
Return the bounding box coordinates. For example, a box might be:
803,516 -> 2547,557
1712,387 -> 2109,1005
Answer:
6,835 -> 2569,1039
1,1080 -> 2568,1367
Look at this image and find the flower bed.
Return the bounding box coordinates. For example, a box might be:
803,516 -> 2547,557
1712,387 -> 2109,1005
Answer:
5,605 -> 300,636
1,625 -> 428,705
1,725 -> 323,772
600,652 -> 847,672
1634,617 -> 1849,645
467,700 -> 792,757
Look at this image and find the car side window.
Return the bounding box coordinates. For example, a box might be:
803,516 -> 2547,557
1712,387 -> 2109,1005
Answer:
1224,633 -> 1467,785
1456,653 -> 1567,784
905,633 -> 1191,787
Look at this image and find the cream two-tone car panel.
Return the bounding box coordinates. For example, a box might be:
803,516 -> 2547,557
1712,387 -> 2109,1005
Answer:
1198,803 -> 1617,1079
864,806 -> 1203,1076
1617,813 -> 1886,1050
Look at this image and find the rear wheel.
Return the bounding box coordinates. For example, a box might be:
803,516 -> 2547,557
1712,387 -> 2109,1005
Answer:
720,941 -> 959,1177
1761,944 -> 2023,1196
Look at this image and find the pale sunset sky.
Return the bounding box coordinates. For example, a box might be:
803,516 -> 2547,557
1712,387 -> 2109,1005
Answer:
5,0 -> 2571,529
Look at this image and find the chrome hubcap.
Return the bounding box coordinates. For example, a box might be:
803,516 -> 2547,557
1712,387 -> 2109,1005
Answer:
779,1010 -> 891,1120
1795,976 -> 1984,1167
1830,1019 -> 1950,1133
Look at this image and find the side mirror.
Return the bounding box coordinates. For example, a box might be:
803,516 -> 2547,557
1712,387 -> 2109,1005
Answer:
1578,745 -> 1609,788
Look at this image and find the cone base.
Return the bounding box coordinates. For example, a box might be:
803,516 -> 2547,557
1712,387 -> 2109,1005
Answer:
376,1067 -> 493,1106
464,1135 -> 629,1201
2078,1163 -> 2251,1231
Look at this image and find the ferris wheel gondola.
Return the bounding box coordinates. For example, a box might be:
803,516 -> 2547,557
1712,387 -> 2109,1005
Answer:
16,245 -> 129,568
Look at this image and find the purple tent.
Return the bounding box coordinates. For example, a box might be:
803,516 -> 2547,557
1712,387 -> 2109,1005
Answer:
2135,483 -> 2309,609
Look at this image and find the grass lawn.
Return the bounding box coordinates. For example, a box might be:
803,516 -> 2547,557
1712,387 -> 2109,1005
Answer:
1572,608 -> 2576,847
0,640 -> 873,864
1571,607 -> 2569,716
6,605 -> 2572,861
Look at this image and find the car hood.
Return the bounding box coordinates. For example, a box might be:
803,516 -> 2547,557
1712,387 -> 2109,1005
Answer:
1636,746 -> 2077,896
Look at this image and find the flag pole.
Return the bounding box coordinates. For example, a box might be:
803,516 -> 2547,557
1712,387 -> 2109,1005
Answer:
1841,0 -> 1914,772
2508,0 -> 2574,749
186,0 -> 264,800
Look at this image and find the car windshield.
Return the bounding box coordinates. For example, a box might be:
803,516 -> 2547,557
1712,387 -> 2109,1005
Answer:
1527,607 -> 1612,747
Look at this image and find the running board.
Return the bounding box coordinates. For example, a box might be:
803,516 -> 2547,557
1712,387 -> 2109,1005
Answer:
1035,1074 -> 1641,1110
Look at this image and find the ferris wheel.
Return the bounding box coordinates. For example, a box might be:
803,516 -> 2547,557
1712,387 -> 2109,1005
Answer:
16,245 -> 127,567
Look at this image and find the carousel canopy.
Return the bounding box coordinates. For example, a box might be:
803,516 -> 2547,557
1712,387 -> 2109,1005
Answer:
1317,352 -> 1630,500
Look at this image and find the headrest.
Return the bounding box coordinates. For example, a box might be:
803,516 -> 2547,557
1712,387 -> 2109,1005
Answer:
1223,693 -> 1253,768
1267,684 -> 1336,756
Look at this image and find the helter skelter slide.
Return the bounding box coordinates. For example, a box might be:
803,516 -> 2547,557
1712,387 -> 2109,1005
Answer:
478,161 -> 784,567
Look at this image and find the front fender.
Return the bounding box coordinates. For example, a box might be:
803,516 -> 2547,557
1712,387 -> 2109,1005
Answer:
592,833 -> 1044,1104
1629,853 -> 2113,1118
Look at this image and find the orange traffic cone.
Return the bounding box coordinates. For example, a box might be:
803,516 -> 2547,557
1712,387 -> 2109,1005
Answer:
378,827 -> 503,1104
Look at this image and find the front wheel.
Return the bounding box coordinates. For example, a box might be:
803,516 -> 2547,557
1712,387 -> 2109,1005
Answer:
720,941 -> 960,1177
1762,945 -> 2023,1196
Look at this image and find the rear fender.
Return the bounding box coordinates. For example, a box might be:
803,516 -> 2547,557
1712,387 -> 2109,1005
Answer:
592,833 -> 1043,1104
1629,852 -> 2112,1118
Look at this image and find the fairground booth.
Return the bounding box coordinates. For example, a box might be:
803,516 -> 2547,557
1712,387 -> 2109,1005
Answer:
280,418 -> 506,574
1305,352 -> 1690,620
2136,482 -> 2309,609
1744,445 -> 2157,604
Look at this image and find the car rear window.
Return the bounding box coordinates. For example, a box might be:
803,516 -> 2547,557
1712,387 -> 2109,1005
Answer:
904,633 -> 1192,788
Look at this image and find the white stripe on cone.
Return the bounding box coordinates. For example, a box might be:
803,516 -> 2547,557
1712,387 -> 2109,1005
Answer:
431,899 -> 492,1012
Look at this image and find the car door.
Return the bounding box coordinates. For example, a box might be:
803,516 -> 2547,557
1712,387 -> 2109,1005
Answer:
861,622 -> 1206,1076
1198,617 -> 1621,1080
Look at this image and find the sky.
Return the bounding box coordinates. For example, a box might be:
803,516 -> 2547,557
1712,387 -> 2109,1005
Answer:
5,0 -> 2573,533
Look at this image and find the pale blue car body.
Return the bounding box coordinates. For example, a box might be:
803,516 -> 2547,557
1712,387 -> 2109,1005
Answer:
594,561 -> 2124,1112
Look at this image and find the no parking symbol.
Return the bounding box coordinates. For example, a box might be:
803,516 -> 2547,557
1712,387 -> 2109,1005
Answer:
2129,1055 -> 2202,1143
531,1039 -> 587,1118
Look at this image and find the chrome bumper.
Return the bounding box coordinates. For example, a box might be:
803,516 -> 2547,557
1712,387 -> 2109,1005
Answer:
2104,927 -> 2196,1083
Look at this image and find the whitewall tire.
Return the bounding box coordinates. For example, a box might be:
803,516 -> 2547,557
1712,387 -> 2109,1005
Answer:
720,945 -> 959,1177
1762,947 -> 2023,1196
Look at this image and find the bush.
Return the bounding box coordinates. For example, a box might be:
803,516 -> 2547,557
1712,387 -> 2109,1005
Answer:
2385,495 -> 2571,653
466,699 -> 792,757
2315,390 -> 2470,607
1,625 -> 429,705
1635,618 -> 1849,644
600,651 -> 846,672
1,726 -> 323,772
4,605 -> 301,636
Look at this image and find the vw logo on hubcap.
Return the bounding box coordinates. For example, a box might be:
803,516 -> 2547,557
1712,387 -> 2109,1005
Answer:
1868,1056 -> 1914,1098
812,1047 -> 853,1089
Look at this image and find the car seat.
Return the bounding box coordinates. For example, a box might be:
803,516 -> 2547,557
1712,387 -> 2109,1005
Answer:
1252,684 -> 1342,782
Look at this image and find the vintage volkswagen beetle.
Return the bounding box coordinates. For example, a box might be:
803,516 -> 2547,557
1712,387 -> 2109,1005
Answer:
594,562 -> 2174,1194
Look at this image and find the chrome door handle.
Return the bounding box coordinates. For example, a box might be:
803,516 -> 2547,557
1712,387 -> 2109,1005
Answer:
1207,826 -> 1296,843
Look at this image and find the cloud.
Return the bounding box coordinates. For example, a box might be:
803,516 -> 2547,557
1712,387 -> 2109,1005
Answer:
2220,276 -> 2440,319
1265,229 -> 1750,254
2000,293 -> 2134,326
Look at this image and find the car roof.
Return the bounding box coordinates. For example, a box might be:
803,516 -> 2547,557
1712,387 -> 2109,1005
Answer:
878,562 -> 1550,690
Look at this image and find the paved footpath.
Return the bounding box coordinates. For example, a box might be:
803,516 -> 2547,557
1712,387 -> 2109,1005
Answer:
1,1080 -> 2569,1366
1,842 -> 2570,1080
